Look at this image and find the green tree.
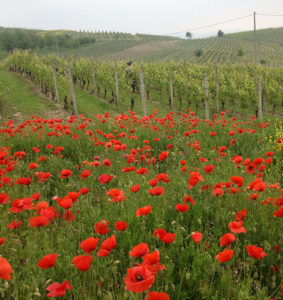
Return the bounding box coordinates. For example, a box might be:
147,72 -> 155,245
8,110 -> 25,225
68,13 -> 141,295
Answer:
186,32 -> 192,39
218,30 -> 224,37
195,48 -> 203,57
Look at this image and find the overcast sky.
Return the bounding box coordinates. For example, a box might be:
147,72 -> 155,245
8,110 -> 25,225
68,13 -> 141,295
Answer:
1,0 -> 283,37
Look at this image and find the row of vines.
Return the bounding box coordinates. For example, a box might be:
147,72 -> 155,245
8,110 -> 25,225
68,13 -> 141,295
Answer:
2,50 -> 283,117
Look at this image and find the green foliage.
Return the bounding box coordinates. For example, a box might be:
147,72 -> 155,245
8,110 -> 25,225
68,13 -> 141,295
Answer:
195,49 -> 203,58
218,30 -> 224,37
237,49 -> 244,57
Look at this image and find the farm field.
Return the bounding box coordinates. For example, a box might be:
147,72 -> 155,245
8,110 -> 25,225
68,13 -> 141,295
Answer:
0,106 -> 282,299
1,27 -> 283,65
0,26 -> 283,300
1,0 -> 283,298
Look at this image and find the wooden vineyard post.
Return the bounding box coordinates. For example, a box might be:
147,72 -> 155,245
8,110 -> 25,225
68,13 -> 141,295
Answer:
91,62 -> 97,97
52,63 -> 60,103
115,60 -> 119,107
140,66 -> 147,117
169,71 -> 174,110
257,77 -> 263,121
215,66 -> 219,113
262,72 -> 267,112
67,66 -> 78,117
204,73 -> 210,120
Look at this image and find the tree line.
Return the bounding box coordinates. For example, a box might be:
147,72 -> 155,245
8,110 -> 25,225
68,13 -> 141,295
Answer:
0,28 -> 96,51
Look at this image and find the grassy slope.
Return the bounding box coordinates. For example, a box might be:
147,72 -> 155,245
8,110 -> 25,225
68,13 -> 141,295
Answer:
46,27 -> 283,65
0,69 -> 174,123
0,70 -> 68,123
1,27 -> 283,64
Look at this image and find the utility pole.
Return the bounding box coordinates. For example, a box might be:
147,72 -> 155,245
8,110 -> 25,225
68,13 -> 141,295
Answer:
254,11 -> 257,65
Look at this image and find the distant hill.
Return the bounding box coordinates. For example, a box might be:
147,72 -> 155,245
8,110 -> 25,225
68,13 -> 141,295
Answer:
1,26 -> 283,65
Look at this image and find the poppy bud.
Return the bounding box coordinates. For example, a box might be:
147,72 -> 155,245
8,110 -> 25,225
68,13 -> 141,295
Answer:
4,282 -> 9,289
185,272 -> 191,280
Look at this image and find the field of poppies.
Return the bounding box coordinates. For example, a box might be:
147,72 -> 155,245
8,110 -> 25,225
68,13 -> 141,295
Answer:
0,109 -> 282,299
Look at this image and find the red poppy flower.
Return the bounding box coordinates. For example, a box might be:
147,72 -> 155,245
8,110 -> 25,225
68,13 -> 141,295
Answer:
145,291 -> 170,300
231,176 -> 244,187
37,254 -> 58,269
153,230 -> 167,242
156,173 -> 170,183
46,280 -> 71,297
0,238 -> 5,245
245,163 -> 256,175
148,178 -> 159,186
142,251 -> 160,265
107,189 -> 126,203
0,257 -> 13,280
149,187 -> 164,196
235,209 -> 247,221
81,169 -> 91,180
67,192 -> 80,203
7,220 -> 23,229
253,181 -> 267,192
79,188 -> 90,195
183,195 -> 195,205
60,169 -> 72,178
219,233 -> 235,247
216,249 -> 234,263
97,235 -> 116,256
72,255 -> 93,271
136,205 -> 152,217
130,185 -> 140,193
16,177 -> 32,185
204,164 -> 214,174
187,172 -> 204,189
246,245 -> 267,260
57,197 -> 72,209
115,221 -> 128,231
63,210 -> 75,222
98,174 -> 114,184
130,243 -> 149,257
29,163 -> 39,170
176,203 -> 189,212
0,193 -> 10,204
228,220 -> 246,233
124,265 -> 155,293
160,233 -> 175,244
103,159 -> 112,167
191,231 -> 203,244
29,216 -> 49,227
273,206 -> 283,217
95,220 -> 109,235
10,197 -> 33,213
136,168 -> 149,175
158,151 -> 168,161
80,237 -> 99,253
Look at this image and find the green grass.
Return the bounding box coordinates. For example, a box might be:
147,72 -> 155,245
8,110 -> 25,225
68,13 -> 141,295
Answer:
0,70 -> 63,122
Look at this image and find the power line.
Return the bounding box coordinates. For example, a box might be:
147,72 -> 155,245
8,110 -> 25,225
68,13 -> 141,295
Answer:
258,13 -> 283,17
164,14 -> 253,36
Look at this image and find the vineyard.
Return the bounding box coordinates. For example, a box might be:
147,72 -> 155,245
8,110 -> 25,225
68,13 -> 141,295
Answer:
0,46 -> 282,300
2,50 -> 283,120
